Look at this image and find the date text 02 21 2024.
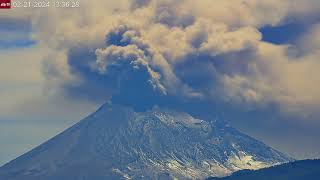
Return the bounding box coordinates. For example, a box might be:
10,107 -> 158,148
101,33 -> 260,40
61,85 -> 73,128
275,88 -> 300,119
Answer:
12,1 -> 80,8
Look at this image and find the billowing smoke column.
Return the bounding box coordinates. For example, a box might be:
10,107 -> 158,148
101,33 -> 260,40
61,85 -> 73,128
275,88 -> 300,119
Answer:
42,0 -> 320,116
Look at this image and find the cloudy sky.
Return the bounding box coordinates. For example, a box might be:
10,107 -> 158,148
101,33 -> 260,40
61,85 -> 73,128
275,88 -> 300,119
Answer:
0,0 -> 320,165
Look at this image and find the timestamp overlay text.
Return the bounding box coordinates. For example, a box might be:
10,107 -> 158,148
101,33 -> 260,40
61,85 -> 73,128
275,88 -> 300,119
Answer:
11,0 -> 80,8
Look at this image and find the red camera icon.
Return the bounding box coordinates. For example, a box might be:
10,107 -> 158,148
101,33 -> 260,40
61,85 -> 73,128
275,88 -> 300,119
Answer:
0,0 -> 11,9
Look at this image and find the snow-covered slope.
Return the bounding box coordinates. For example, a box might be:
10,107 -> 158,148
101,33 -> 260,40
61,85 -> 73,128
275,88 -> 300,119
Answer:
0,103 -> 292,180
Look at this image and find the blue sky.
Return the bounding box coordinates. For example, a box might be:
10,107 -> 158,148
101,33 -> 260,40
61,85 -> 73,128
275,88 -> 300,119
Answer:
1,0 -> 320,166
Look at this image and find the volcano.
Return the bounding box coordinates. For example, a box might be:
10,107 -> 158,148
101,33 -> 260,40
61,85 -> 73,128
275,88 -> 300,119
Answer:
0,103 -> 292,180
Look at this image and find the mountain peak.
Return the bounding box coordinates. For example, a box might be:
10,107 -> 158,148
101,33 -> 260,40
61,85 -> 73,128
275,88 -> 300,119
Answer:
0,104 -> 292,180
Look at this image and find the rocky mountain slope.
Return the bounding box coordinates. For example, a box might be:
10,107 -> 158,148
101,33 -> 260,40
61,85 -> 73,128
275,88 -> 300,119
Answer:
0,103 -> 292,180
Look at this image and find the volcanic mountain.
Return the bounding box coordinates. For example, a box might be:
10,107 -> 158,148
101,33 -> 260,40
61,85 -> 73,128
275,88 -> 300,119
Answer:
0,103 -> 292,180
